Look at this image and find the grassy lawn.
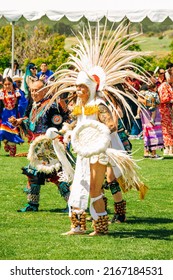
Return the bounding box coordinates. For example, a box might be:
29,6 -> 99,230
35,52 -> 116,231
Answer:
65,35 -> 172,58
137,35 -> 172,57
0,139 -> 173,260
138,35 -> 172,52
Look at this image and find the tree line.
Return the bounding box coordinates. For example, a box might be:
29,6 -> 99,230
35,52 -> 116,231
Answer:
0,17 -> 173,73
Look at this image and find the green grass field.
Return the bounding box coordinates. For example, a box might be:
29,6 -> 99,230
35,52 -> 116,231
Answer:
65,34 -> 172,58
137,35 -> 171,55
0,139 -> 173,260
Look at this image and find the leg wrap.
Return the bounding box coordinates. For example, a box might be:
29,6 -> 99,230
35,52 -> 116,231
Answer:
23,181 -> 31,194
111,200 -> 126,223
9,145 -> 16,157
58,181 -> 70,202
92,215 -> 109,234
109,180 -> 121,195
102,180 -> 121,195
90,194 -> 105,220
27,181 -> 41,206
4,141 -> 10,152
18,176 -> 41,212
70,210 -> 86,232
27,193 -> 40,205
103,196 -> 108,212
46,173 -> 70,202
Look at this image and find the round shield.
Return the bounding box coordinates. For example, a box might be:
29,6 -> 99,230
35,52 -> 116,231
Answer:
71,120 -> 111,157
27,135 -> 61,174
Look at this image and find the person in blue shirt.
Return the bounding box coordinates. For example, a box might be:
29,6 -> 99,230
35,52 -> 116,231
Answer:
37,62 -> 54,83
13,75 -> 28,117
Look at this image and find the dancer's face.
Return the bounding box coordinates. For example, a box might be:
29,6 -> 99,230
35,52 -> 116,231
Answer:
31,81 -> 46,103
76,84 -> 90,103
3,80 -> 13,92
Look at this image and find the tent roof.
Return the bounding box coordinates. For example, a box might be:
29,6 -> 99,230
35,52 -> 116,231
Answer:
1,0 -> 173,23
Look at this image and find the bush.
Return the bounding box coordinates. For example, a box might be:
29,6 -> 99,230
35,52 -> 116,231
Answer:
158,35 -> 164,40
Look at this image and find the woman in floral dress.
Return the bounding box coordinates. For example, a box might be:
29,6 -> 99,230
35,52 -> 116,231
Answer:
158,71 -> 173,156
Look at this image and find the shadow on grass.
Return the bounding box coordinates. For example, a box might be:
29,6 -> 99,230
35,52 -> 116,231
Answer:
162,156 -> 173,160
41,208 -> 112,214
109,228 -> 173,240
40,207 -> 69,213
126,216 -> 173,225
108,216 -> 173,240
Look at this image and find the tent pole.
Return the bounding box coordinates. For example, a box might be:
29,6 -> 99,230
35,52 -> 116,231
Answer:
11,21 -> 15,76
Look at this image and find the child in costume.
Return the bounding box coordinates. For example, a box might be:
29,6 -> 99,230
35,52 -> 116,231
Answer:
138,83 -> 160,126
138,83 -> 164,159
0,76 -> 28,156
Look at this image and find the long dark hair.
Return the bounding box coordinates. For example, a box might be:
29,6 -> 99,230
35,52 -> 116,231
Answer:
3,76 -> 13,84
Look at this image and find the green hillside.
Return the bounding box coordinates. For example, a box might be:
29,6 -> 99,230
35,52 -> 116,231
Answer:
0,16 -> 173,71
137,35 -> 172,56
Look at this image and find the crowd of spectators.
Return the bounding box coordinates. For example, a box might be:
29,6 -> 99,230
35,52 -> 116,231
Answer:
1,60 -> 173,160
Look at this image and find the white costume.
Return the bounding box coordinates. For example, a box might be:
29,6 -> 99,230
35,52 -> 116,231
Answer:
69,95 -> 124,214
47,20 -> 148,234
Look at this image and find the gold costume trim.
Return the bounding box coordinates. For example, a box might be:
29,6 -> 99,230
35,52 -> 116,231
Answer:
72,105 -> 99,116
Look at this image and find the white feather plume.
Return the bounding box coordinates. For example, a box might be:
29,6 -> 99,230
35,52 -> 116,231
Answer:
46,20 -> 150,120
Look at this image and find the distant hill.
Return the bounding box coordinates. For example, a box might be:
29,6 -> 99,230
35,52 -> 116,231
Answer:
0,15 -> 172,62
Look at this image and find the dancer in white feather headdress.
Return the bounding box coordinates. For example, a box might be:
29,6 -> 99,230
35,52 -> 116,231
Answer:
47,20 -> 148,236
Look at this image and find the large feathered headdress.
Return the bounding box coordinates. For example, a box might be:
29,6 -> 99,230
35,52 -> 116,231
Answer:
45,20 -> 149,117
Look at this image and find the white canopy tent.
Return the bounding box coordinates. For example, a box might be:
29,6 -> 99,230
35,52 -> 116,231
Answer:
1,0 -> 173,22
0,0 -> 173,73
